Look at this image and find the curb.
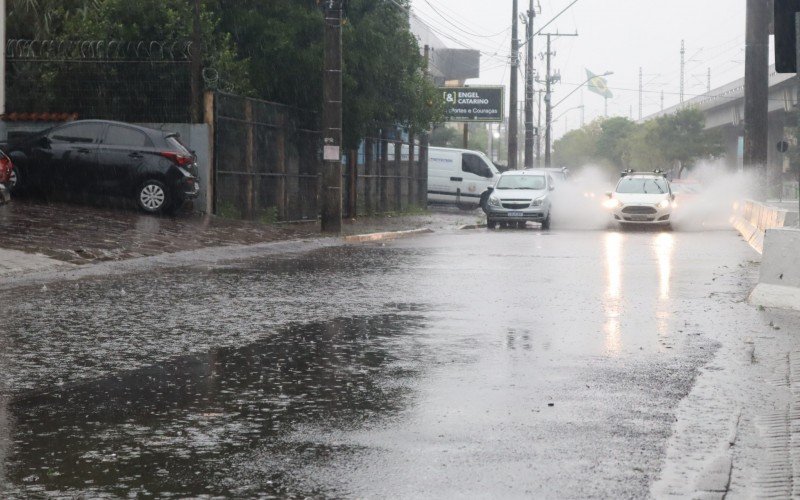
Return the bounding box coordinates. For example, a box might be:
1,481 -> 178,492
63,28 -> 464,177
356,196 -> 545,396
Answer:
458,224 -> 487,230
343,228 -> 434,243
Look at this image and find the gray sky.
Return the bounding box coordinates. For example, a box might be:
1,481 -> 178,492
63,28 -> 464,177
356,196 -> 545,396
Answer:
410,0 -> 759,139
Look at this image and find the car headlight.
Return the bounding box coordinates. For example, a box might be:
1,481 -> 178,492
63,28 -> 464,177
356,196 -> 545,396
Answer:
488,195 -> 500,207
603,198 -> 621,209
532,197 -> 544,207
657,199 -> 671,209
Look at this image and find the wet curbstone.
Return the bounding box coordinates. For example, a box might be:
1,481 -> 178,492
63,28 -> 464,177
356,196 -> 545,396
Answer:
343,228 -> 433,244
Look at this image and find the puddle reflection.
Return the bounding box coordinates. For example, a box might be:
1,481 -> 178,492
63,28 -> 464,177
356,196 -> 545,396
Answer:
654,233 -> 675,300
4,314 -> 425,498
603,233 -> 624,355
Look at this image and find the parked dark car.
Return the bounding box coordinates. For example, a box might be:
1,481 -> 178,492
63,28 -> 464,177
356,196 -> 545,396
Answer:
5,120 -> 200,213
0,150 -> 13,204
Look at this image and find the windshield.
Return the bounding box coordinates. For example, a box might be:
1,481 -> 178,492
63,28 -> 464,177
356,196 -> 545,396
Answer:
496,175 -> 546,190
616,177 -> 669,194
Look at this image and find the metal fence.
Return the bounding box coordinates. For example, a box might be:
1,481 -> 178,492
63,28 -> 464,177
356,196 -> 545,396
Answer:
212,92 -> 321,222
212,92 -> 428,222
343,133 -> 428,216
6,39 -> 193,123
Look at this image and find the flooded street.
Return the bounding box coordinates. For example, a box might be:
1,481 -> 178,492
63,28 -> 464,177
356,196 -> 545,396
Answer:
0,227 -> 778,497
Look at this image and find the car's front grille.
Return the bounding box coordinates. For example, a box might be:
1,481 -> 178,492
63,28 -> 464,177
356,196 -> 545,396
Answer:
622,205 -> 657,214
502,202 -> 531,209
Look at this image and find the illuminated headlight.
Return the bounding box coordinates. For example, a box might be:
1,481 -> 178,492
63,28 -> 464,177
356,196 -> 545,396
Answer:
532,197 -> 544,207
657,199 -> 671,209
603,198 -> 621,209
488,195 -> 500,207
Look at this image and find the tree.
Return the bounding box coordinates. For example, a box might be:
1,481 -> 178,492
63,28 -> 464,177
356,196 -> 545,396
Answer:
650,107 -> 723,176
596,117 -> 636,167
552,122 -> 601,169
430,125 -> 459,148
625,120 -> 667,171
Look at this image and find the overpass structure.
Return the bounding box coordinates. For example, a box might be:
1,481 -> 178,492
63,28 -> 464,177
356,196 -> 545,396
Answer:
643,65 -> 796,179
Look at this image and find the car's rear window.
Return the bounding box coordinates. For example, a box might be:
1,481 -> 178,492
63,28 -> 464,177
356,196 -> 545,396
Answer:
166,135 -> 191,155
496,175 -> 546,190
616,177 -> 668,194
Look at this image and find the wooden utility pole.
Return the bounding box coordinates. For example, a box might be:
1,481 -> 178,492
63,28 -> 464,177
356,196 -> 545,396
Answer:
321,0 -> 343,233
190,0 -> 203,123
508,0 -> 519,169
524,0 -> 536,168
744,0 -> 769,199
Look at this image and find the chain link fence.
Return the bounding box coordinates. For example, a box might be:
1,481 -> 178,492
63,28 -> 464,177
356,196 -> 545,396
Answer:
6,39 -> 193,123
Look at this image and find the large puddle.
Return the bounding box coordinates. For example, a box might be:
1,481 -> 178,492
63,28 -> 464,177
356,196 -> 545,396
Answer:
2,314 -> 427,498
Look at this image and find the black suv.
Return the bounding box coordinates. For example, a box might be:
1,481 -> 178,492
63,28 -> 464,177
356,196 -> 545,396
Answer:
5,120 -> 200,213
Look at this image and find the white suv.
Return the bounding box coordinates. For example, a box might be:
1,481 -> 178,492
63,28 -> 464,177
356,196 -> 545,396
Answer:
483,169 -> 554,229
604,171 -> 674,226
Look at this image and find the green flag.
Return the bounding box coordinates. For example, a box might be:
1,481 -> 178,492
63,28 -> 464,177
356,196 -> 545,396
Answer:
586,69 -> 613,99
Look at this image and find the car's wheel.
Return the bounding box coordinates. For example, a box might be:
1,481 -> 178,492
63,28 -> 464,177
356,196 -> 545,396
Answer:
8,165 -> 20,192
541,213 -> 551,230
517,221 -> 526,229
487,219 -> 497,229
136,180 -> 171,214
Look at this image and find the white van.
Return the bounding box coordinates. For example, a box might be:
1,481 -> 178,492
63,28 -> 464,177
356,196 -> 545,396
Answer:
427,147 -> 499,207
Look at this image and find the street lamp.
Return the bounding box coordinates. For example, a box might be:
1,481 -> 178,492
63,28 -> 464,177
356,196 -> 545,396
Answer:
553,104 -> 585,123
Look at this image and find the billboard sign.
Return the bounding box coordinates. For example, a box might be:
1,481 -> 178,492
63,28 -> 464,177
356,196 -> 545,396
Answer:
441,86 -> 504,122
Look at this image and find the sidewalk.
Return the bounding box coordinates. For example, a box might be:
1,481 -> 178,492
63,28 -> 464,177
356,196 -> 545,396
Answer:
0,198 -> 481,275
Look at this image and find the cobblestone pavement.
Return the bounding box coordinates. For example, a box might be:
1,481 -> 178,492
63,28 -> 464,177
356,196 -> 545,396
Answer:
0,198 -> 481,266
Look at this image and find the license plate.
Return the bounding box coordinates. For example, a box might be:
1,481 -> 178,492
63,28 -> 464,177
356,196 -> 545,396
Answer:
508,211 -> 524,217
630,215 -> 649,221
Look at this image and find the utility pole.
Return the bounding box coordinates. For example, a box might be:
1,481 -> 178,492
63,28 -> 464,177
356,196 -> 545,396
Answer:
544,34 -> 553,168
744,0 -> 768,198
638,67 -> 643,121
463,123 -> 469,149
524,0 -> 536,168
509,0 -> 519,169
541,32 -> 577,168
536,89 -> 543,165
321,0 -> 343,233
190,0 -> 203,123
680,40 -> 685,104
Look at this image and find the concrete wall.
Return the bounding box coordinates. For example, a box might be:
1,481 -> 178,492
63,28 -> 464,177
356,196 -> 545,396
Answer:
1,121 -> 212,213
139,123 -> 212,213
732,200 -> 800,311
732,199 -> 795,254
749,228 -> 800,312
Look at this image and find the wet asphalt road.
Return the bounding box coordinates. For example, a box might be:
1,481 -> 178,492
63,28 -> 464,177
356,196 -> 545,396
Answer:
0,225 -> 761,498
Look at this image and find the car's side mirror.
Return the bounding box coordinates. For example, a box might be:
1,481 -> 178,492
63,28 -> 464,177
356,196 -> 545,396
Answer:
670,194 -> 676,201
549,185 -> 555,191
37,136 -> 51,148
487,186 -> 494,192
605,191 -> 612,198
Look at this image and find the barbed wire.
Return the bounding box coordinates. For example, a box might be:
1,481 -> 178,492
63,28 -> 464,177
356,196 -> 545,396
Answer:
6,39 -> 193,62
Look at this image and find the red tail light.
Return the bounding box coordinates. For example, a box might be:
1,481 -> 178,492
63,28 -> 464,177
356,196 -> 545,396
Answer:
159,151 -> 194,166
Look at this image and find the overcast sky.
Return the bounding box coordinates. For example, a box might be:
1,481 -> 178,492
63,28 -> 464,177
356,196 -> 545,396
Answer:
410,0 -> 763,139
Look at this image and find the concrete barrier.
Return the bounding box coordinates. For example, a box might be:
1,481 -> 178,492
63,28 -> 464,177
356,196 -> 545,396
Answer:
731,199 -> 793,254
749,227 -> 800,312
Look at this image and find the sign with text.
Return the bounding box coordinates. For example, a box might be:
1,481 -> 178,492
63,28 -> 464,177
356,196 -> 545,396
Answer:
440,86 -> 505,123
